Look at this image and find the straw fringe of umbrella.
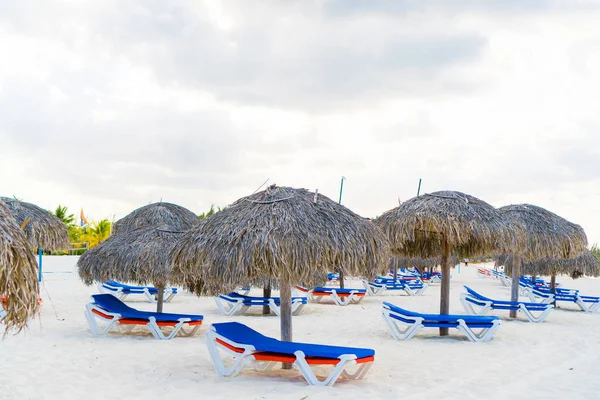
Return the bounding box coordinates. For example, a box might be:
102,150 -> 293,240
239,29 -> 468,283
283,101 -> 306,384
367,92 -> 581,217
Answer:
112,202 -> 200,236
0,201 -> 40,334
377,191 -> 522,258
171,185 -> 390,297
391,256 -> 459,269
498,204 -> 587,262
497,250 -> 600,279
78,225 -> 191,288
1,197 -> 70,251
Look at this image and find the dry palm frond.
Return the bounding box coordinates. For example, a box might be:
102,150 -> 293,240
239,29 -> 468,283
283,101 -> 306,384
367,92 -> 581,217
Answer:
392,256 -> 459,269
0,201 -> 40,334
171,185 -> 389,295
1,197 -> 69,251
498,250 -> 600,278
498,204 -> 587,261
77,224 -> 196,287
112,202 -> 200,236
376,191 -> 521,258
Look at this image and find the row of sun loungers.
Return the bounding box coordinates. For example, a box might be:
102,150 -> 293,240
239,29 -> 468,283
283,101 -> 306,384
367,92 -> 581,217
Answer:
215,292 -> 308,316
362,277 -> 428,296
98,281 -> 178,303
81,271 -> 600,387
478,268 -> 600,313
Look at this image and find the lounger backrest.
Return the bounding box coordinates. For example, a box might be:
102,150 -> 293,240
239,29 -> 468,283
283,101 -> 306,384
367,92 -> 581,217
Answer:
92,294 -> 137,314
463,286 -> 491,301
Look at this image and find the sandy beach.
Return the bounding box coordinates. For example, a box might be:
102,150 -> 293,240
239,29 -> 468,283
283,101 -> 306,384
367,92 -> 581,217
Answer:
2,256 -> 599,400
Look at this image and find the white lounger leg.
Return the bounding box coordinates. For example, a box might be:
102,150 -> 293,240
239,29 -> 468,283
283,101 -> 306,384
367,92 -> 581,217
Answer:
214,296 -> 248,316
84,304 -> 121,336
146,316 -> 199,340
459,294 -> 492,315
361,280 -> 385,296
294,352 -> 366,387
456,319 -> 501,343
268,298 -> 307,316
164,289 -> 176,303
381,310 -> 424,340
518,304 -> 553,323
205,330 -> 257,378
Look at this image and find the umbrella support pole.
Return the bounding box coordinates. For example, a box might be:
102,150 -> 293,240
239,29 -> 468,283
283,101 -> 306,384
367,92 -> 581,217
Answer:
510,255 -> 521,318
439,237 -> 450,336
157,285 -> 164,313
280,281 -> 293,370
263,282 -> 271,315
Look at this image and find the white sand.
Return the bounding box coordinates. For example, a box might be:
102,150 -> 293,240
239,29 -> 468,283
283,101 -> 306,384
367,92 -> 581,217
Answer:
2,256 -> 600,400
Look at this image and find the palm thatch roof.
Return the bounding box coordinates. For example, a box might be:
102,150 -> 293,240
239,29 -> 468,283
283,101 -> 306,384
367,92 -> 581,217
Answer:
171,185 -> 389,295
0,200 -> 40,333
1,197 -> 69,251
497,204 -> 587,262
112,202 -> 200,236
77,224 -> 193,287
392,256 -> 459,269
497,250 -> 600,278
377,191 -> 521,258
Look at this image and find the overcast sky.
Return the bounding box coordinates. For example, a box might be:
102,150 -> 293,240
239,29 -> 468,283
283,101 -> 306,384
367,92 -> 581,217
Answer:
1,0 -> 599,245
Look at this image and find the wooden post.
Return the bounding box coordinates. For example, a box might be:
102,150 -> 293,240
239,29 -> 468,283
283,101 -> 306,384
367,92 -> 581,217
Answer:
439,236 -> 450,336
263,281 -> 271,315
393,257 -> 398,282
338,269 -> 345,289
509,254 -> 521,318
279,281 -> 293,369
550,273 -> 557,308
156,284 -> 164,313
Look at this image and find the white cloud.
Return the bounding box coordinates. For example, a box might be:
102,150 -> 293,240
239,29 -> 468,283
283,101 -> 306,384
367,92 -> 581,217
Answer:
0,0 -> 599,246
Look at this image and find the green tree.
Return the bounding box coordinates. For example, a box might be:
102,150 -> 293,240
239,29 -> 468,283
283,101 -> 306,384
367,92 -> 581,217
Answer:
53,205 -> 75,226
81,219 -> 112,248
199,204 -> 226,219
592,244 -> 600,261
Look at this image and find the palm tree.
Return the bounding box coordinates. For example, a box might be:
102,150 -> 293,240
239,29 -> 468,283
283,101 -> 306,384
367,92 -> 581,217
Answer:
53,205 -> 75,226
82,219 -> 112,248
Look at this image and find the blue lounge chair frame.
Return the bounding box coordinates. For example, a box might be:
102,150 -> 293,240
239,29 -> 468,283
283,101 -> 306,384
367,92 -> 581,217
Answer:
300,286 -> 366,306
205,322 -> 374,386
460,286 -> 553,323
362,277 -> 428,297
85,294 -> 203,340
214,292 -> 307,316
525,287 -> 600,313
98,281 -> 178,303
382,302 -> 501,342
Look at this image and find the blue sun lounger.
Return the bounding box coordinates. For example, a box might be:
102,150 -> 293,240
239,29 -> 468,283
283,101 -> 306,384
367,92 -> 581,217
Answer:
460,286 -> 553,323
524,287 -> 600,313
362,277 -> 428,296
85,294 -> 203,340
99,281 -> 178,303
205,322 -> 374,386
296,286 -> 366,306
382,302 -> 501,342
214,292 -> 308,316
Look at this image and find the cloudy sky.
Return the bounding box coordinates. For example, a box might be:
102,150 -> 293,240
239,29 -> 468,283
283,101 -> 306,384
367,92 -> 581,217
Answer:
1,0 -> 599,245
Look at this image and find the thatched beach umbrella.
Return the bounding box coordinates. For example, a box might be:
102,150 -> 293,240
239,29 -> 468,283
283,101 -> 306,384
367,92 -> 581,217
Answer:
1,197 -> 69,251
498,204 -> 587,317
78,224 -> 194,312
377,191 -> 520,336
112,202 -> 200,236
172,185 -> 389,350
0,201 -> 40,333
499,250 -> 600,280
